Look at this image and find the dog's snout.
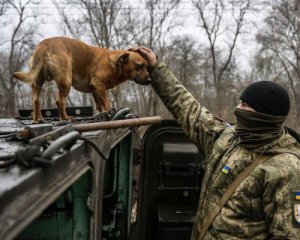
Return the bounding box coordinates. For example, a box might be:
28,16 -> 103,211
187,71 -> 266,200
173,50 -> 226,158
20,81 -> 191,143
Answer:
146,76 -> 152,84
134,76 -> 152,85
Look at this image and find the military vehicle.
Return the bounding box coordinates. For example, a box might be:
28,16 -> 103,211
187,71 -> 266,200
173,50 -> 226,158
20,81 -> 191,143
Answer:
0,107 -> 204,240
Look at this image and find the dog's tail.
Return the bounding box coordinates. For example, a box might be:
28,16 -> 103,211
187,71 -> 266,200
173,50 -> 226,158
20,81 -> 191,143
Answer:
13,54 -> 44,84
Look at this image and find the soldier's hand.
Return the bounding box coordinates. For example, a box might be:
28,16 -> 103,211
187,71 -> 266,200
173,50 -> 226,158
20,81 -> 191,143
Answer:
129,46 -> 157,67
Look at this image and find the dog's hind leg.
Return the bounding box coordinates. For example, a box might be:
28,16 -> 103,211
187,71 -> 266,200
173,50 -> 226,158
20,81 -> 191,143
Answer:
32,77 -> 45,123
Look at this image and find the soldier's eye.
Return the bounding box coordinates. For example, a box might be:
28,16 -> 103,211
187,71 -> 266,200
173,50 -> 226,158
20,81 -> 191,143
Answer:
136,64 -> 144,71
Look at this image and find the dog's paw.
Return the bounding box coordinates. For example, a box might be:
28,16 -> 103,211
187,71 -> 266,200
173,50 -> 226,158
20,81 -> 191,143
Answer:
33,118 -> 46,124
60,116 -> 74,122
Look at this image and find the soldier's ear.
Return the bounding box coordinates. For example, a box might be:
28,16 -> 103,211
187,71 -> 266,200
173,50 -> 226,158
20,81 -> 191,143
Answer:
118,53 -> 129,64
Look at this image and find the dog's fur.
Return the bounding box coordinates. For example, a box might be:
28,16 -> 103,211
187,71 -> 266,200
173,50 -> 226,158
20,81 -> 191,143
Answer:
13,37 -> 151,122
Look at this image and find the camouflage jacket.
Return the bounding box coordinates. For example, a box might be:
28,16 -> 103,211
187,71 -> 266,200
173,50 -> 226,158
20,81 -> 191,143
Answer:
150,62 -> 300,239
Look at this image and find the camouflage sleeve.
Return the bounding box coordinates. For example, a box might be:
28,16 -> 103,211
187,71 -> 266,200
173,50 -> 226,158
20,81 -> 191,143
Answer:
262,154 -> 300,238
150,61 -> 227,156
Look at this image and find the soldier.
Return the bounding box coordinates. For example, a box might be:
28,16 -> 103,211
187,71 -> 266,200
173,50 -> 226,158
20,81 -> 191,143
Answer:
130,46 -> 300,239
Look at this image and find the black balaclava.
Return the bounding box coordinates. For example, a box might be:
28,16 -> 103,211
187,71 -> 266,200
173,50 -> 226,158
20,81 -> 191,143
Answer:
234,81 -> 290,150
239,81 -> 290,116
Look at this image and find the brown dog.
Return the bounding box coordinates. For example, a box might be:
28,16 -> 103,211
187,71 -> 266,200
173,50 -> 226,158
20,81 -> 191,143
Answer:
13,37 -> 151,122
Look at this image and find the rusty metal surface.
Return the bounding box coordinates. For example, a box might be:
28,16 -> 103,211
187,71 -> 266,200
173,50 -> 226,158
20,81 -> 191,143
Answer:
0,118 -> 133,240
74,116 -> 162,132
14,116 -> 161,142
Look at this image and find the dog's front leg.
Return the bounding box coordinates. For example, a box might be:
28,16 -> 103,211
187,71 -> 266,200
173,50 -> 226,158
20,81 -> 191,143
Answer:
90,80 -> 112,112
92,92 -> 104,112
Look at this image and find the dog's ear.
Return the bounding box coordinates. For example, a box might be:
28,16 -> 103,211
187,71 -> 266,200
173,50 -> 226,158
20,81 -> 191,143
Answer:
118,53 -> 130,64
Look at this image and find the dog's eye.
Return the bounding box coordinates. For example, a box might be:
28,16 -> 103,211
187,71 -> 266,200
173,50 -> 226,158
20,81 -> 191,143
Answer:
136,64 -> 144,71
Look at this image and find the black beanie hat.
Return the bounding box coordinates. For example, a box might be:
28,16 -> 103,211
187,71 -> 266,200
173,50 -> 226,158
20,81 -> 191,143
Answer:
240,81 -> 290,116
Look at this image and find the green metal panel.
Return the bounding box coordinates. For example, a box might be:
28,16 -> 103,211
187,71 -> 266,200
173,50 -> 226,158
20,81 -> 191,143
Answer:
17,211 -> 60,240
117,135 -> 133,239
17,134 -> 133,240
72,172 -> 91,240
102,134 -> 133,240
17,171 -> 92,240
57,210 -> 73,240
17,192 -> 73,240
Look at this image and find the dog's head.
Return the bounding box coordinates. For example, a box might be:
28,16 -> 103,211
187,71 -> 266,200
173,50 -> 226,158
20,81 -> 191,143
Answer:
118,52 -> 152,85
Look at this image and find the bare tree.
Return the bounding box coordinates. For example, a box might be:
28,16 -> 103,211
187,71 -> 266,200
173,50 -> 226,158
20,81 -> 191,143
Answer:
192,0 -> 251,117
256,0 -> 300,128
125,0 -> 181,117
0,1 -> 9,48
197,47 -> 240,119
0,0 -> 8,16
0,1 -> 8,110
54,0 -> 124,48
164,35 -> 201,93
0,0 -> 39,117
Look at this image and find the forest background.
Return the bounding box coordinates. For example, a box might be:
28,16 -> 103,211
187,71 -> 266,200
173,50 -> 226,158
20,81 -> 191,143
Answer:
1,0 -> 300,129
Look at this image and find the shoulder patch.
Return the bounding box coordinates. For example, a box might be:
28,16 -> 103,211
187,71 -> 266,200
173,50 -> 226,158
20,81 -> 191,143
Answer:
294,204 -> 300,225
291,190 -> 300,227
294,191 -> 300,201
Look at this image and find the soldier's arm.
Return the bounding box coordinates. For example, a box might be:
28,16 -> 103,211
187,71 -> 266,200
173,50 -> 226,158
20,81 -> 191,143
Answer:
150,61 -> 227,155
